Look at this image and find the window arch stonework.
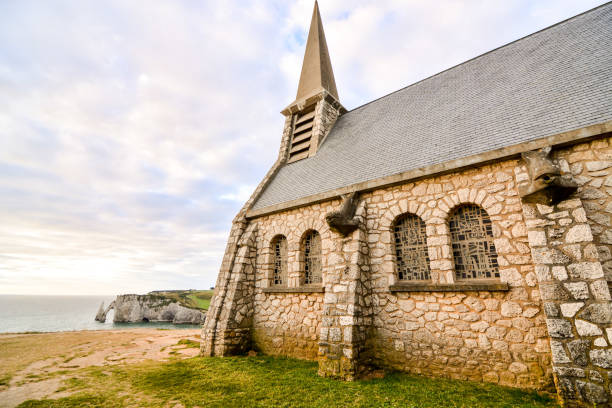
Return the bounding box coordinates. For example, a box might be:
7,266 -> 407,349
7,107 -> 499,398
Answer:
449,205 -> 499,280
393,213 -> 431,281
271,235 -> 288,286
302,230 -> 322,285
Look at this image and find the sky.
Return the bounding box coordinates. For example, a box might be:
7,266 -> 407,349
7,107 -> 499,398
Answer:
0,0 -> 607,296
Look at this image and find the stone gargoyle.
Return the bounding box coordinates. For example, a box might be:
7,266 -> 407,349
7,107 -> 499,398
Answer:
518,146 -> 577,205
326,192 -> 360,236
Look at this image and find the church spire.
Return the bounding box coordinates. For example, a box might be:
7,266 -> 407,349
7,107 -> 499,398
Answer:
281,1 -> 345,163
295,1 -> 339,102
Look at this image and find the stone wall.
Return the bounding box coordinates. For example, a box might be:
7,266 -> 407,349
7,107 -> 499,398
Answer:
247,158 -> 552,388
251,200 -> 337,359
252,293 -> 323,359
361,160 -> 551,388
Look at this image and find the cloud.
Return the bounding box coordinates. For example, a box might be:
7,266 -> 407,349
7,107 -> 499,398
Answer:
0,0 -> 606,295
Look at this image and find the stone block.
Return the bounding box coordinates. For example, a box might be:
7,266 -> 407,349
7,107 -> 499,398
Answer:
576,381 -> 609,404
572,208 -> 588,223
585,161 -> 612,172
320,327 -> 329,341
568,340 -> 590,366
551,266 -> 568,281
560,302 -> 584,318
556,377 -> 575,401
554,367 -> 586,377
482,371 -> 499,383
590,349 -> 612,368
483,298 -> 500,311
544,302 -> 560,318
512,317 -> 534,331
550,340 -> 571,363
534,265 -> 552,281
505,328 -> 524,343
594,337 -> 608,347
508,362 -> 528,374
339,316 -> 354,326
398,299 -> 415,313
564,282 -> 589,300
575,319 -> 602,336
566,224 -> 593,244
577,303 -> 612,324
567,262 -> 604,280
540,282 -> 570,301
464,296 -> 485,312
485,325 -> 507,340
501,301 -> 522,317
499,268 -> 523,287
588,369 -> 604,383
590,280 -> 612,300
329,328 -> 342,342
522,307 -> 539,318
546,319 -> 573,338
531,247 -> 569,265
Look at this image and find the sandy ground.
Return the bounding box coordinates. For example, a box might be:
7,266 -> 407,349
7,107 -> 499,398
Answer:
0,328 -> 201,408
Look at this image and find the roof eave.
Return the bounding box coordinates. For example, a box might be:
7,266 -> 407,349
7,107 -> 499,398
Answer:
246,119 -> 612,219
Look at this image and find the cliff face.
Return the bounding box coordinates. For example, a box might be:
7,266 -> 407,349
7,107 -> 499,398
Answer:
96,294 -> 205,324
95,300 -> 115,322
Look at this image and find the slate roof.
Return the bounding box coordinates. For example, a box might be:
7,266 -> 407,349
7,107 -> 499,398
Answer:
251,3 -> 612,212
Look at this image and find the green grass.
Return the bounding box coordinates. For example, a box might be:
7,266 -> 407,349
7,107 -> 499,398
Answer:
19,394 -> 121,408
185,292 -> 212,310
176,339 -> 200,349
147,290 -> 214,311
0,373 -> 11,387
18,355 -> 558,408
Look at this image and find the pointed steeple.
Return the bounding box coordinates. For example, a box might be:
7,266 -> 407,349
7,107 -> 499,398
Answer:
295,1 -> 339,102
280,1 -> 345,163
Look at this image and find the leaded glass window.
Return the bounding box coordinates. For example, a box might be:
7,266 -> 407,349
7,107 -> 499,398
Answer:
302,231 -> 322,285
272,235 -> 287,286
449,205 -> 499,279
393,214 -> 430,281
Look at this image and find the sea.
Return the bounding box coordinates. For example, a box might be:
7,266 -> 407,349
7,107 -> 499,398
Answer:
0,295 -> 201,334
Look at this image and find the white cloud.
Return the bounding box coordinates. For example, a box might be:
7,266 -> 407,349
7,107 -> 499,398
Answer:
0,0 -> 606,295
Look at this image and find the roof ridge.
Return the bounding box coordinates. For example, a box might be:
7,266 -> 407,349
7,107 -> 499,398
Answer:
343,1 -> 612,115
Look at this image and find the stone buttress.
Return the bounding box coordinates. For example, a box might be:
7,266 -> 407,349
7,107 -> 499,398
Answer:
201,221 -> 257,356
516,152 -> 612,407
318,200 -> 374,379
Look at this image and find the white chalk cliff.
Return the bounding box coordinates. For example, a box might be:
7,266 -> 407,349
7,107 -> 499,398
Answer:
95,294 -> 205,324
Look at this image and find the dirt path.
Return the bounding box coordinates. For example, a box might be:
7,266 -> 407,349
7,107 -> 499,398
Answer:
0,328 -> 201,408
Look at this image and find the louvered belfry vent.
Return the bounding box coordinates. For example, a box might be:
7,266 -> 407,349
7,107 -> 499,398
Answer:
288,108 -> 315,162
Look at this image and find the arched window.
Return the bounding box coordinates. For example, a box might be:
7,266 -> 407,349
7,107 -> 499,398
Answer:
271,235 -> 287,286
449,205 -> 499,280
393,213 -> 430,281
302,230 -> 322,285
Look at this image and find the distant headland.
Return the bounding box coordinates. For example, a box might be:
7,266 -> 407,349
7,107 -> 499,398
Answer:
95,290 -> 212,325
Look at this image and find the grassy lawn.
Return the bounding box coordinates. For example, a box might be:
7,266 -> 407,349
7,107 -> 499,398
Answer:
18,355 -> 558,408
151,290 -> 213,310
185,291 -> 212,310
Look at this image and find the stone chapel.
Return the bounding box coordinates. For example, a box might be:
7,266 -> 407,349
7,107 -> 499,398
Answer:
202,2 -> 612,406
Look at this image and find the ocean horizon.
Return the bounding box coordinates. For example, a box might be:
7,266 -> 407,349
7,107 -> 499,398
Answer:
0,294 -> 201,333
